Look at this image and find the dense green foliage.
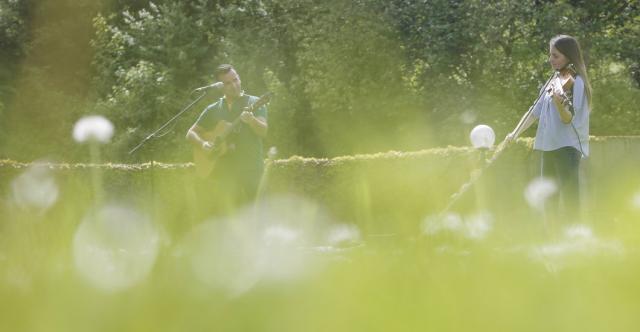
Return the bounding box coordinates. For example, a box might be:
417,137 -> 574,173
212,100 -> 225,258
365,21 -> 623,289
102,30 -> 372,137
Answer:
0,0 -> 639,162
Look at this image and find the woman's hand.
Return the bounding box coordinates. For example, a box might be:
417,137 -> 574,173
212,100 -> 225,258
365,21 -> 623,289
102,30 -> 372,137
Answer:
202,141 -> 214,151
551,86 -> 573,124
551,85 -> 565,105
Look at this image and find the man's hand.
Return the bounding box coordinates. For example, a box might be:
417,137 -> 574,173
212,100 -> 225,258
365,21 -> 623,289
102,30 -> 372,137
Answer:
240,111 -> 255,124
239,110 -> 267,137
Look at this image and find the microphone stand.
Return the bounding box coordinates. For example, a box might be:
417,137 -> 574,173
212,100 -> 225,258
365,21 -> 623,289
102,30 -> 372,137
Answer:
128,90 -> 208,155
127,89 -> 210,223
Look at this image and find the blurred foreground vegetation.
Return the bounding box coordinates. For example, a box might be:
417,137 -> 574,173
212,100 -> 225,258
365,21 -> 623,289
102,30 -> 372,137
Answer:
1,137 -> 640,331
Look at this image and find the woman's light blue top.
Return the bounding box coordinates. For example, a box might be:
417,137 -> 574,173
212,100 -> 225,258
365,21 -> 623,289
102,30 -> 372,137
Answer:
532,75 -> 590,156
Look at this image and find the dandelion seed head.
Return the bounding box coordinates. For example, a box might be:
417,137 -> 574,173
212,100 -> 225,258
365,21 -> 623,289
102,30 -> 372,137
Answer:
326,224 -> 361,247
72,115 -> 114,143
464,212 -> 494,240
11,164 -> 58,213
187,220 -> 264,296
422,211 -> 494,241
524,177 -> 557,210
260,224 -> 308,282
268,146 -> 278,159
422,212 -> 463,236
529,225 -> 624,272
73,204 -> 159,292
460,110 -> 477,125
564,224 -> 594,241
263,225 -> 300,246
185,195 -> 331,297
631,191 -> 640,210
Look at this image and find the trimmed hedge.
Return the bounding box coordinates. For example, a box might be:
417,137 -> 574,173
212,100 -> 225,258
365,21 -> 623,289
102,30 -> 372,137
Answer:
2,137 -> 640,234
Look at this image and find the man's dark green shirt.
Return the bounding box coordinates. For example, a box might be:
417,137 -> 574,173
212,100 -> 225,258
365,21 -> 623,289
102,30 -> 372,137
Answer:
194,94 -> 267,176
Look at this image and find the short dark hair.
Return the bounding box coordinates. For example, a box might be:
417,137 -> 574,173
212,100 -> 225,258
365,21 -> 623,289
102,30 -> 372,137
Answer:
214,64 -> 235,80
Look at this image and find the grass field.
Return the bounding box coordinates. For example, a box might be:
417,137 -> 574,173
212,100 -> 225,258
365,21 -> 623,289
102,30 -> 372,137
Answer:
1,139 -> 640,332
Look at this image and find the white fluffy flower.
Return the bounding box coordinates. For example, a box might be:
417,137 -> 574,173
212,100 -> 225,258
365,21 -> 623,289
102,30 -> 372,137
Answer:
529,224 -> 624,272
184,195 -> 330,296
632,191 -> 640,210
422,212 -> 494,241
464,212 -> 494,240
263,225 -> 300,246
422,213 -> 463,236
268,146 -> 278,159
72,115 -> 114,143
564,224 -> 594,241
524,177 -> 557,210
11,164 -> 59,212
73,204 -> 160,292
326,224 -> 361,247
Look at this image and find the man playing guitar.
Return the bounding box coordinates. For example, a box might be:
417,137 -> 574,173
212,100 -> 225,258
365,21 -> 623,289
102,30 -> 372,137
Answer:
186,64 -> 268,211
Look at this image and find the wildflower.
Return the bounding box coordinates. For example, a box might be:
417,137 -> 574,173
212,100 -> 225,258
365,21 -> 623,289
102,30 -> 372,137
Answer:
326,224 -> 361,247
632,191 -> 640,210
422,212 -> 463,236
524,177 -> 557,211
72,115 -> 114,143
464,212 -> 493,240
11,164 -> 58,212
73,204 -> 159,292
268,146 -> 278,159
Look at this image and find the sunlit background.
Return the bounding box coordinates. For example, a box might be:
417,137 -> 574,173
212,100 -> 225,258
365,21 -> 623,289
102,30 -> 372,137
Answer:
1,1 -> 640,331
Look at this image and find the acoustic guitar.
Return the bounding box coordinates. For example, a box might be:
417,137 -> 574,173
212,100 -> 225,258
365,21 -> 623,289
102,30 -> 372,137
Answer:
193,92 -> 272,178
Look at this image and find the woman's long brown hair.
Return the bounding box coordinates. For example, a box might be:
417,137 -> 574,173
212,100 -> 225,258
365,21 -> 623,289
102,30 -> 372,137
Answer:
551,35 -> 593,104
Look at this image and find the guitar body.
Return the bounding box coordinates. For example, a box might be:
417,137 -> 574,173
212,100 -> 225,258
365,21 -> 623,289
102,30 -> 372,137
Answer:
191,92 -> 272,179
193,120 -> 231,178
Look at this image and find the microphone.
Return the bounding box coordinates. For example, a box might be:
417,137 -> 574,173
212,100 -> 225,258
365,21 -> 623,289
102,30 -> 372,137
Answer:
193,82 -> 223,92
